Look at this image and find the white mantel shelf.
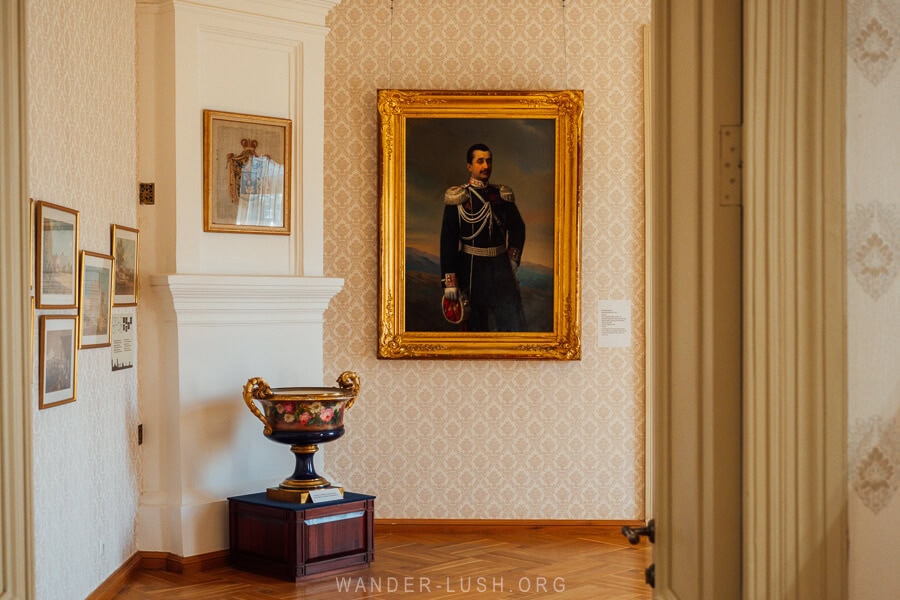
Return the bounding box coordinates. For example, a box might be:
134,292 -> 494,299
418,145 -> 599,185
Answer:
151,274 -> 344,325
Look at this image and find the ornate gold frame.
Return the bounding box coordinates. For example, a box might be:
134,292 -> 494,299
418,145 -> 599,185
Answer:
203,110 -> 292,234
377,89 -> 583,359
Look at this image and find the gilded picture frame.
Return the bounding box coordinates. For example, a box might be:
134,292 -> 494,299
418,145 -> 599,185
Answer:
203,109 -> 292,234
78,250 -> 113,349
34,200 -> 79,309
111,224 -> 139,306
377,89 -> 583,359
39,314 -> 78,409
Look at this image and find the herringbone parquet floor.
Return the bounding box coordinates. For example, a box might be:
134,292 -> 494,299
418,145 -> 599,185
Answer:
114,527 -> 652,599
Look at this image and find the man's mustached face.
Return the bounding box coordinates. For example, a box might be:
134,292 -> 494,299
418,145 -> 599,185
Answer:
467,150 -> 493,182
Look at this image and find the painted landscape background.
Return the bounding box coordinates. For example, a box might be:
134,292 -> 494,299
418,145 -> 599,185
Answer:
403,117 -> 557,332
405,247 -> 553,332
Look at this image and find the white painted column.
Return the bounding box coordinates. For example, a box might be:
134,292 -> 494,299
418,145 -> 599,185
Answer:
136,0 -> 343,556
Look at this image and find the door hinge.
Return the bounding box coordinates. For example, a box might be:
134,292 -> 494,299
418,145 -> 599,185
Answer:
719,125 -> 742,206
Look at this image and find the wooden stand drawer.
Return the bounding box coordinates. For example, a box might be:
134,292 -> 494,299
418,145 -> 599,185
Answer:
229,492 -> 375,582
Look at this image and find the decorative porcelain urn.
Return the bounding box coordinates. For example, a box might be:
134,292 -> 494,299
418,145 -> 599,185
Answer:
243,371 -> 359,502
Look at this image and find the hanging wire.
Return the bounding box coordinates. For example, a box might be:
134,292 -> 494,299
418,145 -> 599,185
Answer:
389,0 -> 395,88
562,0 -> 569,89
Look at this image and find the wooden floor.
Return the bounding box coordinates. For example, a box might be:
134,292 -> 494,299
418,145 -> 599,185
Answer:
114,527 -> 652,599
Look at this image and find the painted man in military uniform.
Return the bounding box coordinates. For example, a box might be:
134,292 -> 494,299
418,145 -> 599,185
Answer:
440,143 -> 527,331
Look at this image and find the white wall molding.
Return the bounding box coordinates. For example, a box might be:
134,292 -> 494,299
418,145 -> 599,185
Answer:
173,0 -> 340,26
151,274 -> 344,325
137,0 -> 334,277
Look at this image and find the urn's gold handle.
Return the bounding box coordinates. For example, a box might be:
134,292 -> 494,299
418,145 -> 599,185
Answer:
243,377 -> 273,435
337,371 -> 360,410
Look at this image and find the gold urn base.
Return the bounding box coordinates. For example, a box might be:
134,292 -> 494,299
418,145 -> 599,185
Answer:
266,485 -> 345,504
266,444 -> 343,503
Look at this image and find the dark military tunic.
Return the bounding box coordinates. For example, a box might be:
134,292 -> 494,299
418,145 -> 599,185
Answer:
440,183 -> 526,331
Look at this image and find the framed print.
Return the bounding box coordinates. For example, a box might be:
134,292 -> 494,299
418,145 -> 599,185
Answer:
39,315 -> 77,409
111,224 -> 139,306
377,89 -> 583,359
78,251 -> 113,349
34,200 -> 79,308
111,314 -> 135,371
203,109 -> 292,234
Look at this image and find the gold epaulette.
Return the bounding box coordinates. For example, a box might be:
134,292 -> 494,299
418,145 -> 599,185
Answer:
498,184 -> 516,202
444,185 -> 468,205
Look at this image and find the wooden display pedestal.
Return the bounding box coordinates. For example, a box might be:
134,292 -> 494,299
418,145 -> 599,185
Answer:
228,491 -> 375,582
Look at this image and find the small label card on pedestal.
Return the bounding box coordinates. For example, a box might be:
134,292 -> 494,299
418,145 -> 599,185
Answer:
309,487 -> 344,503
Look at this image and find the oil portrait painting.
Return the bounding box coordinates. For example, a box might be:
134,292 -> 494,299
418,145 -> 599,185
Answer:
378,90 -> 583,359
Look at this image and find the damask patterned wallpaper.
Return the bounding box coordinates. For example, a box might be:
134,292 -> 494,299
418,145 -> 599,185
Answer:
322,0 -> 650,519
19,1 -> 896,592
846,0 -> 900,596
27,1 -> 139,598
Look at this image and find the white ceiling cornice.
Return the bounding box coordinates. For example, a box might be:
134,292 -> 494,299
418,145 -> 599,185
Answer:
137,0 -> 343,26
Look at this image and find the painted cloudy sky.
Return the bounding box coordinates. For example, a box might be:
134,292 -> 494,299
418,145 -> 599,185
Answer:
404,118 -> 556,269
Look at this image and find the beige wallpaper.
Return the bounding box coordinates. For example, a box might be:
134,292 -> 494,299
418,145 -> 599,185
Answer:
322,0 -> 650,519
847,0 -> 900,597
27,1 -> 140,598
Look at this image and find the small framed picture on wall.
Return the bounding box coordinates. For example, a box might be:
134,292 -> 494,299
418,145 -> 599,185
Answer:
39,315 -> 78,409
78,251 -> 113,349
34,200 -> 79,309
111,224 -> 139,306
203,110 -> 292,235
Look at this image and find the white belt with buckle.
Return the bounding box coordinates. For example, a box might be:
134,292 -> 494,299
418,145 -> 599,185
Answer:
462,244 -> 507,257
